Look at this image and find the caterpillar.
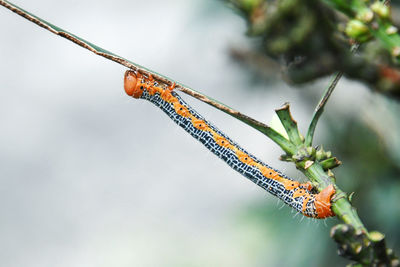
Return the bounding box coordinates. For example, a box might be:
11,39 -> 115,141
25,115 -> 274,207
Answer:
124,70 -> 335,219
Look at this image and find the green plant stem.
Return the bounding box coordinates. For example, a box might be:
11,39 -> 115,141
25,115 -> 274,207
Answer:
273,102 -> 367,234
303,163 -> 367,233
371,18 -> 400,54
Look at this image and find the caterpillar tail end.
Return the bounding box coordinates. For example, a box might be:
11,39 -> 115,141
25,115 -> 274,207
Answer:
124,70 -> 143,98
314,184 -> 336,219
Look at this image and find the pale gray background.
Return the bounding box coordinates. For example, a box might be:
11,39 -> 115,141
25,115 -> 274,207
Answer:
0,1 -> 371,266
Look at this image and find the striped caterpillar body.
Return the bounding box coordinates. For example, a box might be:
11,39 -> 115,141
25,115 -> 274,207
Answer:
124,70 -> 335,219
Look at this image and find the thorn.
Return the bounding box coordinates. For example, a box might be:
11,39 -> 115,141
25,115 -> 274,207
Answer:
304,160 -> 314,169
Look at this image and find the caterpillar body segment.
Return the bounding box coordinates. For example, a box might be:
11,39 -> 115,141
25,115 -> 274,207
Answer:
124,70 -> 335,219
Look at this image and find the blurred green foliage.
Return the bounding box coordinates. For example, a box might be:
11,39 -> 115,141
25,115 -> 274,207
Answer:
225,0 -> 400,97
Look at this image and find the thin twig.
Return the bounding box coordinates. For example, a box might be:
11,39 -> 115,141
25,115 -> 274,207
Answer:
0,0 -> 296,153
305,72 -> 343,146
305,44 -> 359,147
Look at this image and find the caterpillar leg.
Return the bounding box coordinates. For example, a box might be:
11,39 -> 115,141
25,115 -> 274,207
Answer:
314,184 -> 335,218
147,74 -> 159,96
300,181 -> 313,191
169,82 -> 176,91
161,82 -> 177,103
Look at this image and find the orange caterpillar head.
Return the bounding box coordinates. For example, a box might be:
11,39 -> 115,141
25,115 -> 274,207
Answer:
124,70 -> 146,98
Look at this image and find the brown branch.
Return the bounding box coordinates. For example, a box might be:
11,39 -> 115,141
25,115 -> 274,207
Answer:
0,0 -> 296,153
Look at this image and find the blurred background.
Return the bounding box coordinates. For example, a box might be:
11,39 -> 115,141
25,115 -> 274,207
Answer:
0,0 -> 399,266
